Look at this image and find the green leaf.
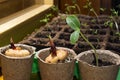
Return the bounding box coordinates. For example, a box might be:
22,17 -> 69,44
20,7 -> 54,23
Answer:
100,8 -> 106,12
40,18 -> 48,23
109,22 -> 113,28
83,5 -> 88,8
90,8 -> 94,12
66,15 -> 80,30
70,30 -> 80,44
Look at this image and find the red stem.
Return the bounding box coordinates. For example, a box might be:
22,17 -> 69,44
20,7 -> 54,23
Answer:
49,36 -> 57,57
10,38 -> 16,49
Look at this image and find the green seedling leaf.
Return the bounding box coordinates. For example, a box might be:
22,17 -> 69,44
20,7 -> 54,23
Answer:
70,30 -> 80,44
71,6 -> 76,9
46,14 -> 52,18
110,9 -> 118,16
93,29 -> 98,35
91,19 -> 96,23
40,18 -> 48,23
104,20 -> 113,28
66,15 -> 80,30
65,4 -> 69,6
83,5 -> 88,8
66,14 -> 98,66
100,8 -> 106,12
109,22 -> 113,28
116,32 -> 120,36
90,8 -> 94,12
51,5 -> 58,12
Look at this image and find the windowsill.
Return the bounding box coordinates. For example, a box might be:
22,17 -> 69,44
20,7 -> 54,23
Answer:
0,0 -> 7,3
0,4 -> 53,34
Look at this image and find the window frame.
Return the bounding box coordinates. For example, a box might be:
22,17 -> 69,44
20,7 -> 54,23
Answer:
0,0 -> 54,34
0,0 -> 7,3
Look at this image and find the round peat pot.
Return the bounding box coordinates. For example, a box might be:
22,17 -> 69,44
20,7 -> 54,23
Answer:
36,47 -> 76,80
76,50 -> 120,80
0,44 -> 35,80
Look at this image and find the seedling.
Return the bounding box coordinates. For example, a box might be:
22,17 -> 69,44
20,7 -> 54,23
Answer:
100,8 -> 106,12
40,14 -> 53,30
110,9 -> 119,32
84,0 -> 106,17
104,9 -> 119,33
83,0 -> 99,21
90,29 -> 98,35
65,0 -> 81,14
10,37 -> 16,49
104,20 -> 114,29
40,14 -> 52,24
104,9 -> 118,29
40,5 -> 59,27
45,35 -> 68,63
5,38 -> 30,57
115,32 -> 120,40
51,5 -> 59,13
66,15 -> 99,66
51,5 -> 59,16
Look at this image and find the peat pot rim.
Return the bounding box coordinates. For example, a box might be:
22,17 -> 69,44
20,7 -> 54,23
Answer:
75,49 -> 120,67
0,44 -> 36,59
36,47 -> 77,65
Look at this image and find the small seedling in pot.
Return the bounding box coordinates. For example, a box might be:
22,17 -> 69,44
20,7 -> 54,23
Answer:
104,9 -> 119,32
99,7 -> 106,14
115,32 -> 120,41
90,29 -> 98,35
65,0 -> 81,14
81,22 -> 89,28
104,9 -> 119,28
10,38 -> 16,49
83,0 -> 97,17
83,0 -> 99,23
91,19 -> 97,23
100,8 -> 106,12
96,38 -> 100,49
104,20 -> 114,29
51,5 -> 59,15
105,9 -> 119,28
45,35 -> 68,63
65,4 -> 76,14
66,15 -> 99,66
111,9 -> 119,31
40,14 -> 52,25
5,38 -> 30,57
40,14 -> 53,31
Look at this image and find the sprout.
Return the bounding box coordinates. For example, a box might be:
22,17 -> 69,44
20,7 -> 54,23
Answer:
45,36 -> 68,63
66,15 -> 99,66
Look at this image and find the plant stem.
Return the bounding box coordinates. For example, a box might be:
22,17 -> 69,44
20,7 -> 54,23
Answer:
10,37 -> 16,49
112,18 -> 120,39
75,4 -> 81,14
48,35 -> 57,57
111,17 -> 119,33
92,10 -> 99,23
80,32 -> 99,66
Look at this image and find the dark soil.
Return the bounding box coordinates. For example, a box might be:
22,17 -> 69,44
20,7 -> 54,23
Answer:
92,59 -> 115,66
20,14 -> 112,54
19,14 -> 120,56
19,14 -> 120,80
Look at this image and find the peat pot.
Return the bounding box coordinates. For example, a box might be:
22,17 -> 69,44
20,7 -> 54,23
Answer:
76,50 -> 120,80
36,47 -> 76,80
0,44 -> 35,80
